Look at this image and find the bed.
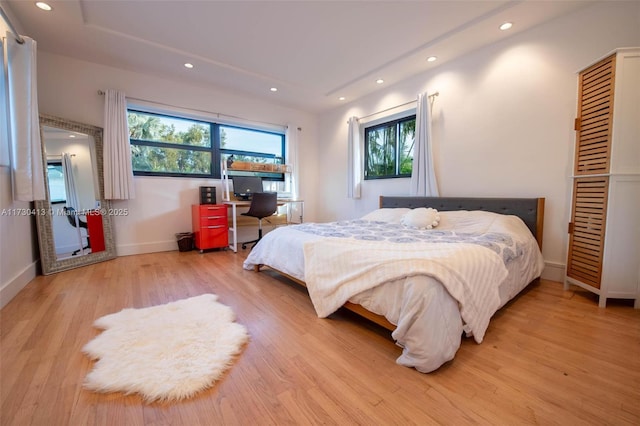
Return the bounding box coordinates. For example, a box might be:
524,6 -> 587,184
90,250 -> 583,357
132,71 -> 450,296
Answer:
243,196 -> 545,372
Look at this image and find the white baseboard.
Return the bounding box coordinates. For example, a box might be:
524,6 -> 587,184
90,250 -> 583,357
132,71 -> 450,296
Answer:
116,240 -> 178,257
541,261 -> 565,283
0,260 -> 38,309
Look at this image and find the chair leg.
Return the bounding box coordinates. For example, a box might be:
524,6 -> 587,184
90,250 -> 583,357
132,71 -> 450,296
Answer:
72,246 -> 89,255
241,219 -> 264,250
72,236 -> 91,256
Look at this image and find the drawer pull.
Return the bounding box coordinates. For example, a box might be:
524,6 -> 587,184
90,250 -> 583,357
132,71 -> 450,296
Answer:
205,216 -> 225,219
205,225 -> 226,229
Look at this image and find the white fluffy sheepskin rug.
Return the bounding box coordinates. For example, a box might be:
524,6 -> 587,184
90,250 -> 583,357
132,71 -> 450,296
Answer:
82,294 -> 249,403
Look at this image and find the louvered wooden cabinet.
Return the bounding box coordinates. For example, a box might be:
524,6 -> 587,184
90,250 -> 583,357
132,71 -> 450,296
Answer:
565,48 -> 640,308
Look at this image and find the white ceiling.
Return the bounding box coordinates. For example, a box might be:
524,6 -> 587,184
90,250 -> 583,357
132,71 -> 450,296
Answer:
5,0 -> 593,113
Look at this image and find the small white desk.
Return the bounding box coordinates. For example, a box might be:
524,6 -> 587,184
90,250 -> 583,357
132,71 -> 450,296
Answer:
223,199 -> 304,253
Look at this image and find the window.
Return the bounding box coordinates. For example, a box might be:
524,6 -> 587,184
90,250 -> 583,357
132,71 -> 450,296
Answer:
46,162 -> 66,203
127,110 -> 285,180
364,115 -> 415,179
220,125 -> 285,180
128,111 -> 214,177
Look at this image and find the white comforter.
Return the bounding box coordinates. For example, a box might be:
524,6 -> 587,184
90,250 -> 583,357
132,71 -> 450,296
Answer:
243,209 -> 544,372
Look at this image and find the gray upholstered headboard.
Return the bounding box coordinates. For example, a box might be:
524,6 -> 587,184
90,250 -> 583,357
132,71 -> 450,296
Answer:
379,196 -> 545,248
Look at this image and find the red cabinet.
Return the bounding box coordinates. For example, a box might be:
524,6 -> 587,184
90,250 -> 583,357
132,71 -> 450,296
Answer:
86,210 -> 105,253
192,204 -> 228,252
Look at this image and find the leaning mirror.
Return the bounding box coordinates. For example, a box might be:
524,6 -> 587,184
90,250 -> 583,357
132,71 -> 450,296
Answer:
35,114 -> 117,274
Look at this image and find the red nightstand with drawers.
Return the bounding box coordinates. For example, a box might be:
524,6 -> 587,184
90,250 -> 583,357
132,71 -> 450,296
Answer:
192,204 -> 228,252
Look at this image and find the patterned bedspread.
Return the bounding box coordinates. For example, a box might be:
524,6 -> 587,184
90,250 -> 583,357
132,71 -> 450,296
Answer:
294,220 -> 523,265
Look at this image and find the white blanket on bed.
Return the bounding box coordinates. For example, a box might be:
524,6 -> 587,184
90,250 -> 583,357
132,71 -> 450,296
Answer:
303,238 -> 508,343
243,210 -> 543,373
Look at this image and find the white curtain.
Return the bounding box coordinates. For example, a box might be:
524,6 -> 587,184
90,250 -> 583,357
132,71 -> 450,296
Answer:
88,134 -> 100,201
409,92 -> 439,196
62,152 -> 84,253
62,153 -> 79,211
0,37 -> 8,166
5,35 -> 45,201
285,124 -> 299,199
347,116 -> 362,199
103,89 -> 135,199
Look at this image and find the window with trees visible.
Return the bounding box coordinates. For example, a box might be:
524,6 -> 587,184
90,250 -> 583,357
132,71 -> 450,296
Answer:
127,110 -> 285,179
364,115 -> 416,179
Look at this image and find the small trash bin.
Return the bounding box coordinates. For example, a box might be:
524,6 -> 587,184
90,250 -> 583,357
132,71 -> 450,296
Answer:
176,232 -> 194,252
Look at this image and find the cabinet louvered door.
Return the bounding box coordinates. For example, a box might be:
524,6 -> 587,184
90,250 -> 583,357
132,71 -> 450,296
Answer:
574,54 -> 616,175
567,176 -> 609,288
566,48 -> 640,308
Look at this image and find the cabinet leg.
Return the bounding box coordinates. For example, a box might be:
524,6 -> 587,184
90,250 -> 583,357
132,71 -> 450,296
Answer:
598,295 -> 607,308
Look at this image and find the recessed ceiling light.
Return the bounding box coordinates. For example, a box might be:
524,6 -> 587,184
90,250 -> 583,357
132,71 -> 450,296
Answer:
376,79 -> 384,84
339,96 -> 346,101
499,22 -> 513,31
69,134 -> 76,138
35,2 -> 52,11
184,63 -> 194,69
270,87 -> 278,92
427,56 -> 437,62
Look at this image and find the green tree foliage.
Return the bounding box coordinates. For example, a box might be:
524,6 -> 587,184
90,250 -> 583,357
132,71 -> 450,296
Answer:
366,126 -> 396,177
366,118 -> 415,178
399,120 -> 415,174
128,112 -> 214,174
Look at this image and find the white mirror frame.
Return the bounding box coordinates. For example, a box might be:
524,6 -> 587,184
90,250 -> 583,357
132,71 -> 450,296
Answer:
35,114 -> 117,274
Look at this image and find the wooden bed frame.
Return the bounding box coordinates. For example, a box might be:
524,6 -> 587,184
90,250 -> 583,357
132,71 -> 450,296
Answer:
254,196 -> 545,331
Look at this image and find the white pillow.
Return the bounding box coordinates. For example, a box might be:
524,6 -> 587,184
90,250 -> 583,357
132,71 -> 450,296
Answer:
361,208 -> 410,223
401,207 -> 440,229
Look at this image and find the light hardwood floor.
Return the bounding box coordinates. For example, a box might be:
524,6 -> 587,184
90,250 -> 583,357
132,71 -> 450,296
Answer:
1,250 -> 639,425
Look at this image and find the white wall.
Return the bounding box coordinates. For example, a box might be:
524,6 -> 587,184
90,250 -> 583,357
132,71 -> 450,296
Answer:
317,1 -> 640,281
0,4 -> 40,309
37,52 -> 320,256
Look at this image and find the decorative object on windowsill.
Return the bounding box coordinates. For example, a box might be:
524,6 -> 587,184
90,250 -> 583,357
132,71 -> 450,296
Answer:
226,155 -> 234,168
230,161 -> 250,170
82,294 -> 249,403
228,161 -> 291,173
249,162 -> 272,172
272,157 -> 291,173
275,164 -> 292,173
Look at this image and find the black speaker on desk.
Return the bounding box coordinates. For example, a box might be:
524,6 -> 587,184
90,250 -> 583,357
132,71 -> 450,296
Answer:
199,186 -> 216,204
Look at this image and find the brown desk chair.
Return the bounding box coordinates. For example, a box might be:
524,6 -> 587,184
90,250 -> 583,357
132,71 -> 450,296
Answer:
241,192 -> 278,250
